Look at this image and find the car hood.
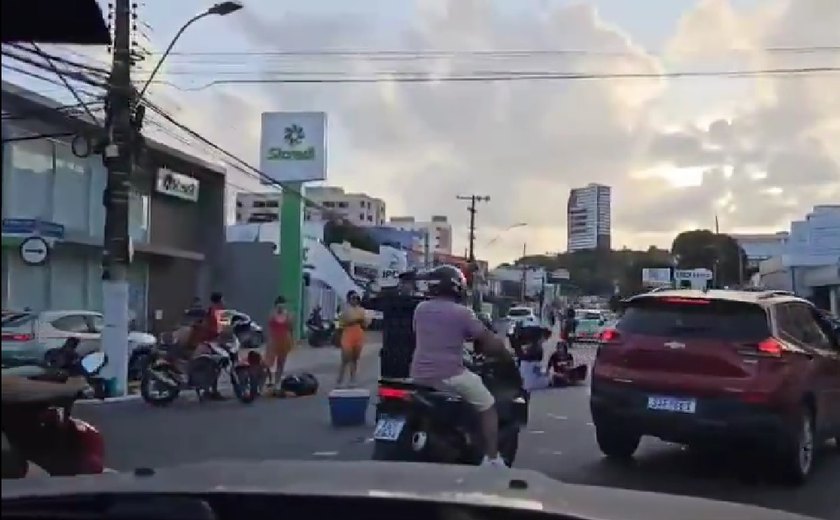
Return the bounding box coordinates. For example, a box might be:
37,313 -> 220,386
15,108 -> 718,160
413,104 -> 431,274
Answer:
127,332 -> 156,345
0,461 -> 817,520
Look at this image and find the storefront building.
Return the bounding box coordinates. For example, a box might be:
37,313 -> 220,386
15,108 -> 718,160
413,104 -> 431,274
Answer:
1,82 -> 226,332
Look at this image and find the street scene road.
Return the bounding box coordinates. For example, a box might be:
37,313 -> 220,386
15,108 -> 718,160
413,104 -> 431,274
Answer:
77,334 -> 840,520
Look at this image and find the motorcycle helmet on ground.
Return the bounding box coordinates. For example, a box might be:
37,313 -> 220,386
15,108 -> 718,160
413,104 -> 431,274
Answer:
424,264 -> 468,301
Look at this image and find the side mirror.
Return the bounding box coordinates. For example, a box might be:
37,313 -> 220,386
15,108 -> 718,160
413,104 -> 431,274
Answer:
80,351 -> 107,375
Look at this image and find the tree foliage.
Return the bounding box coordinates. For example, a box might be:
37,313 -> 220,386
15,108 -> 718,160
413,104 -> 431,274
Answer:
671,230 -> 748,287
323,220 -> 380,253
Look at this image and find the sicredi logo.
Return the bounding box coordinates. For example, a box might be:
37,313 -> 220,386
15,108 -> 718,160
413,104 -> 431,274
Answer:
265,124 -> 316,161
156,168 -> 199,202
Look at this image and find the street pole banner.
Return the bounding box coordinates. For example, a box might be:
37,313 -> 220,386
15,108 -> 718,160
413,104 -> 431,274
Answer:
259,112 -> 327,183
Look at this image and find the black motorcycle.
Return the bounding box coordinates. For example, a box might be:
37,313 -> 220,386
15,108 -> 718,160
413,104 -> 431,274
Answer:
372,346 -> 529,467
139,335 -> 258,406
306,316 -> 336,348
229,312 -> 264,350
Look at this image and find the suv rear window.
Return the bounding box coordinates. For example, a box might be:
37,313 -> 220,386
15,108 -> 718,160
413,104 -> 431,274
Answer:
582,312 -> 602,320
618,298 -> 770,342
508,309 -> 531,317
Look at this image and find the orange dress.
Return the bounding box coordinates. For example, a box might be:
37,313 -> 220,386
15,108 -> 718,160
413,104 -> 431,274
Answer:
265,311 -> 294,367
340,306 -> 366,360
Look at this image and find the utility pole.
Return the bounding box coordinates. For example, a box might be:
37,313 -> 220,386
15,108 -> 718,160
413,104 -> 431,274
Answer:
100,0 -> 136,397
457,194 -> 489,311
520,242 -> 527,302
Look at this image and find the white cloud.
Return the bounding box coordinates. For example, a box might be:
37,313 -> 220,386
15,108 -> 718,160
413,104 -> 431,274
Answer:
149,0 -> 839,263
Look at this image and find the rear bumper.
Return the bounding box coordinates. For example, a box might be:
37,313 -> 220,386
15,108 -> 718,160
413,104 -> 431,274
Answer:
589,380 -> 791,446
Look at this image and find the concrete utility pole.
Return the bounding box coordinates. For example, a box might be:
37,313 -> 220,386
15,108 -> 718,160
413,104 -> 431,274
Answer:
100,0 -> 136,396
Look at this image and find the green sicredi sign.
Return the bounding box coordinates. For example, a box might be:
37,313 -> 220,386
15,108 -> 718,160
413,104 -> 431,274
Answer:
265,146 -> 316,161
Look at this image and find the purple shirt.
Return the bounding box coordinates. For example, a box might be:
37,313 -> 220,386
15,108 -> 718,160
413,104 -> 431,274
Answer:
410,298 -> 487,381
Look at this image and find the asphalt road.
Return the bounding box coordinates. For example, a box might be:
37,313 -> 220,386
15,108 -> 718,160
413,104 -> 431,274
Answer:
76,340 -> 840,520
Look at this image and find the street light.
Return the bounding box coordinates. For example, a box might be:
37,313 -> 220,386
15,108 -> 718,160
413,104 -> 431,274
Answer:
486,222 -> 528,246
137,1 -> 244,99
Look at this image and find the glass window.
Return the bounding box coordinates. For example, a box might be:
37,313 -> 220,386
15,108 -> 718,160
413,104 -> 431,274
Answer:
52,142 -> 91,231
7,138 -> 54,219
129,191 -> 150,242
89,314 -> 104,333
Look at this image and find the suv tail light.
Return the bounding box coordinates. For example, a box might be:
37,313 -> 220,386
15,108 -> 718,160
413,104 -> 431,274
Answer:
737,337 -> 784,358
378,387 -> 412,400
1,333 -> 33,342
599,328 -> 622,344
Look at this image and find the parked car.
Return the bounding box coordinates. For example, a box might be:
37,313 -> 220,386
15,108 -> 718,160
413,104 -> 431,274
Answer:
574,309 -> 606,342
591,290 -> 840,484
1,309 -> 157,368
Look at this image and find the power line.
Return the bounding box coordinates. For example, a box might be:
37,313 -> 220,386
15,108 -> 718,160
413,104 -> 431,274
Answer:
138,45 -> 840,57
138,65 -> 840,91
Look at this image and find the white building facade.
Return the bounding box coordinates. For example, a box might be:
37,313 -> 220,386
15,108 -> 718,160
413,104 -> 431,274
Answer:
567,183 -> 611,252
389,215 -> 453,255
235,186 -> 387,227
758,205 -> 840,316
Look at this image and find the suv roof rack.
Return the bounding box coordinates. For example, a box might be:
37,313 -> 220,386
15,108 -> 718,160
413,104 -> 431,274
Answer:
757,290 -> 795,299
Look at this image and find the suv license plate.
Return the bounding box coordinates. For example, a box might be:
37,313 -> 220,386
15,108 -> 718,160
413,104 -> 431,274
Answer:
647,396 -> 697,414
373,417 -> 406,441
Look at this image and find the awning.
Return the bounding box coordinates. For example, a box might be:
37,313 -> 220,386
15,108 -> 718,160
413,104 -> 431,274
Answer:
2,0 -> 110,45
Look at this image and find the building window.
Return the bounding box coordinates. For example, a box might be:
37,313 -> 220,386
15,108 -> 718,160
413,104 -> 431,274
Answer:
129,191 -> 150,242
359,213 -> 365,221
338,201 -> 349,209
253,200 -> 266,208
265,200 -> 279,208
324,201 -> 335,207
6,137 -> 54,220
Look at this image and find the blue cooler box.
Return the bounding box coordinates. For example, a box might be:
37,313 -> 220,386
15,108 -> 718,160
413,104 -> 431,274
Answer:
328,388 -> 370,427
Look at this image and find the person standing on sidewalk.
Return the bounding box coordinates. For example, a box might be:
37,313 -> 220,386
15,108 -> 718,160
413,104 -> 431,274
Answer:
265,296 -> 294,387
337,290 -> 368,387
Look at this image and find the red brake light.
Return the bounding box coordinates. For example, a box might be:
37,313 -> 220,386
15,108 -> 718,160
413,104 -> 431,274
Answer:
756,338 -> 783,357
1,333 -> 33,342
661,297 -> 710,305
600,329 -> 621,343
378,387 -> 411,400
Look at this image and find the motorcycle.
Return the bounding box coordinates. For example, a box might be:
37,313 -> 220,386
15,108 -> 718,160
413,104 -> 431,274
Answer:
372,336 -> 529,466
140,333 -> 259,406
1,338 -> 109,478
230,313 -> 264,350
306,316 -> 336,348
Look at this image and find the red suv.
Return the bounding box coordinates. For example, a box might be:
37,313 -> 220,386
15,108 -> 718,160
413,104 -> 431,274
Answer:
590,289 -> 840,483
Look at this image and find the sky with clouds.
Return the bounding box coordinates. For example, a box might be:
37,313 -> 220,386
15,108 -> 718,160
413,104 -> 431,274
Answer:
6,0 -> 840,265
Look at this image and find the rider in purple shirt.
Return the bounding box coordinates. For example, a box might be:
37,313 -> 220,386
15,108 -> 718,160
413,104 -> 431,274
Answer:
410,265 -> 510,468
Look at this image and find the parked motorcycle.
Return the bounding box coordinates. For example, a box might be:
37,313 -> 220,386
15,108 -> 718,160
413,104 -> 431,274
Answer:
306,318 -> 336,348
372,333 -> 529,466
1,338 -> 108,478
229,313 -> 264,350
140,334 -> 259,406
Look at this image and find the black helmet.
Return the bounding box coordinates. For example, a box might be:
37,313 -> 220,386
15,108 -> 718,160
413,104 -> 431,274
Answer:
425,264 -> 467,300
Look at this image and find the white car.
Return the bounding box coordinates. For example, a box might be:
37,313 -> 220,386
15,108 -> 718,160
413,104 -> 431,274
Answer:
1,309 -> 157,365
506,306 -> 539,335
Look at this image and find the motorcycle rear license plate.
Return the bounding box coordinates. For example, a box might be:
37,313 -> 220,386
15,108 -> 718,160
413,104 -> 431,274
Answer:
373,417 -> 406,441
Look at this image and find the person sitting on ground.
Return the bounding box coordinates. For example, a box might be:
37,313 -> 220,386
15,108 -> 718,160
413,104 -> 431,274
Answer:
547,340 -> 575,387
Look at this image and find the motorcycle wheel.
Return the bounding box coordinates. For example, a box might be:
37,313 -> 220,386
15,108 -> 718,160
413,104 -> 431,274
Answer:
231,365 -> 257,404
140,366 -> 180,406
128,351 -> 153,382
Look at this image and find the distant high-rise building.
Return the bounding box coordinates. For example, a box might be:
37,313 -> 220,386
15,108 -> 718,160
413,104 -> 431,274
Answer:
567,183 -> 611,252
389,215 -> 453,255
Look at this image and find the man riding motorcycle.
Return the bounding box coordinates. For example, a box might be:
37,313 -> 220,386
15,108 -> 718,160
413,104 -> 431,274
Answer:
410,265 -> 511,468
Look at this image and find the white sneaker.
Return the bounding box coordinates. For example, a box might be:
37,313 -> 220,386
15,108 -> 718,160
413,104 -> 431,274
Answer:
480,455 -> 508,468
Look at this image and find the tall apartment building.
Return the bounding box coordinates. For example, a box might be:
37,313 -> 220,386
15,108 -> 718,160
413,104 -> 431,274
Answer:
389,215 -> 453,255
567,183 -> 611,252
234,186 -> 386,227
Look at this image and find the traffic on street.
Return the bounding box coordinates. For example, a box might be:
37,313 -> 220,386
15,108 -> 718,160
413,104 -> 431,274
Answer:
3,1 -> 840,520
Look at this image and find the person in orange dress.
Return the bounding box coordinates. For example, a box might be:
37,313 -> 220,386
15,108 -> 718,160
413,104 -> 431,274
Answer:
337,291 -> 368,387
265,296 -> 294,387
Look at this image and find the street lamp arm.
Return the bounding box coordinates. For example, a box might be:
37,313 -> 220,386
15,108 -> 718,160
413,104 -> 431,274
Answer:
137,12 -> 210,100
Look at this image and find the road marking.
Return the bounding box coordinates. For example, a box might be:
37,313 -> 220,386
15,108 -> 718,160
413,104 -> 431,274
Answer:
585,422 -> 594,427
528,430 -> 545,434
547,413 -> 567,420
77,394 -> 143,405
364,438 -> 375,444
312,451 -> 339,457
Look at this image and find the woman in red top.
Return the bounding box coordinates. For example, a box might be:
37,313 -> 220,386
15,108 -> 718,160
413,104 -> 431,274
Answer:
266,296 -> 294,387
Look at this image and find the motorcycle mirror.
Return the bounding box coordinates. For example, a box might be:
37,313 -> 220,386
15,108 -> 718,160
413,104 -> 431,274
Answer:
80,351 -> 107,375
